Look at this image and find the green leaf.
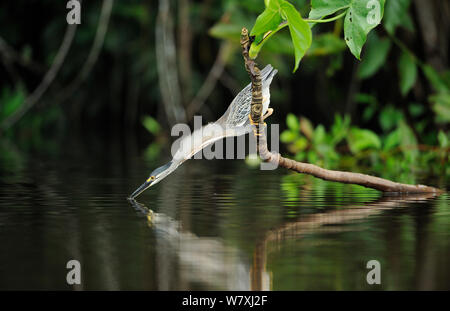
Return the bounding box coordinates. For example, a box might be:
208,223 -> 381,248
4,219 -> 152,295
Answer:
209,23 -> 242,42
144,143 -> 161,161
330,114 -> 350,145
280,1 -> 312,72
0,86 -> 26,121
142,116 -> 160,135
293,136 -> 308,151
344,0 -> 385,60
347,127 -> 381,153
250,0 -> 283,38
286,113 -> 300,131
379,106 -> 403,132
264,32 -> 294,54
422,65 -> 449,93
245,155 -> 261,168
383,0 -> 413,34
249,0 -> 286,59
239,0 -> 266,13
430,92 -> 450,123
398,120 -> 418,161
309,0 -> 351,20
313,124 -> 327,144
280,130 -> 297,143
383,129 -> 400,151
356,93 -> 378,121
408,103 -> 424,117
398,51 -> 417,96
358,32 -> 390,79
114,3 -> 150,25
307,33 -> 346,56
438,130 -> 449,148
310,0 -> 386,59
356,92 -> 378,105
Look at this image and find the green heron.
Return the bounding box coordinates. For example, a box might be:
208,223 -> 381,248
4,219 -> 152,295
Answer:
130,64 -> 277,199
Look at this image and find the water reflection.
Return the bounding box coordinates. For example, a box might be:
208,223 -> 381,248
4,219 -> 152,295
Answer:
129,192 -> 443,290
130,199 -> 251,290
0,134 -> 448,290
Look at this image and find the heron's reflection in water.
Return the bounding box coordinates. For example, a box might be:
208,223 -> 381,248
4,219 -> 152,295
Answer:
129,192 -> 440,290
129,199 -> 255,290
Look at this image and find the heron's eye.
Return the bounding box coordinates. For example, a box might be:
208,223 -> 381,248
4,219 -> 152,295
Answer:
150,176 -> 155,181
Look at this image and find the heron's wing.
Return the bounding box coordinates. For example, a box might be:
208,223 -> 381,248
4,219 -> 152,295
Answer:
173,64 -> 277,162
224,64 -> 277,128
226,87 -> 252,127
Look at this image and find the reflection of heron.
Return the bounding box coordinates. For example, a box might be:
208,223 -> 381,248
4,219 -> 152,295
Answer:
130,65 -> 277,199
129,198 -> 252,290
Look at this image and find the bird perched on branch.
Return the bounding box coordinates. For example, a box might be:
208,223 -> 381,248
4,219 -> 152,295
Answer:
130,64 -> 277,199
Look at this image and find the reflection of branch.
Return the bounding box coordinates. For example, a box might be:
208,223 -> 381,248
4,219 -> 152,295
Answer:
240,27 -> 442,194
186,42 -> 233,120
54,0 -> 114,104
268,193 -> 439,243
251,192 -> 440,290
1,25 -> 78,131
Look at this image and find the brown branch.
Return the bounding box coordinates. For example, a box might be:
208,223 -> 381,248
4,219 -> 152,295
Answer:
240,28 -> 443,194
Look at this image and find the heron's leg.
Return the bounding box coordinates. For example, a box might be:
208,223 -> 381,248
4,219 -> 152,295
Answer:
248,115 -> 260,127
248,115 -> 266,136
262,108 -> 273,121
249,108 -> 273,126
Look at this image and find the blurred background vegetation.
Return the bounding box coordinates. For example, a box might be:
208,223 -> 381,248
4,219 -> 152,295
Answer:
0,0 -> 448,183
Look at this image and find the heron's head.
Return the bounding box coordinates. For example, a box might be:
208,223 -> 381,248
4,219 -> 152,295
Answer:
129,161 -> 174,199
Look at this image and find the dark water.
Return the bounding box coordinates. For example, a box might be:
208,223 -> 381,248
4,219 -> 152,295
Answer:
0,135 -> 449,290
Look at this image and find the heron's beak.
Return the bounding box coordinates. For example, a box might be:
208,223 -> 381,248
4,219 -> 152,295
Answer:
129,179 -> 153,199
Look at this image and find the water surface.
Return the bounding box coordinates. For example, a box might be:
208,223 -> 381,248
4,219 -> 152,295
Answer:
0,135 -> 448,290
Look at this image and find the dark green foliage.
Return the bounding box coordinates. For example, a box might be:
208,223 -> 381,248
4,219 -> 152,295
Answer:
0,0 -> 448,179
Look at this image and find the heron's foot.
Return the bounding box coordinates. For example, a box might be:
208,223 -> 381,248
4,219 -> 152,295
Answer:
262,108 -> 273,121
248,115 -> 258,125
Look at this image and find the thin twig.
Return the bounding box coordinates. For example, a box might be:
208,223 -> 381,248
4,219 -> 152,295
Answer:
155,0 -> 186,126
0,35 -> 45,74
1,24 -> 78,131
178,0 -> 193,105
219,70 -> 240,95
54,0 -> 114,105
240,27 -> 442,194
186,42 -> 233,120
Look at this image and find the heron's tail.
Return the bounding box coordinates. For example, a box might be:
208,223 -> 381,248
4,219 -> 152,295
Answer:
261,64 -> 278,84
